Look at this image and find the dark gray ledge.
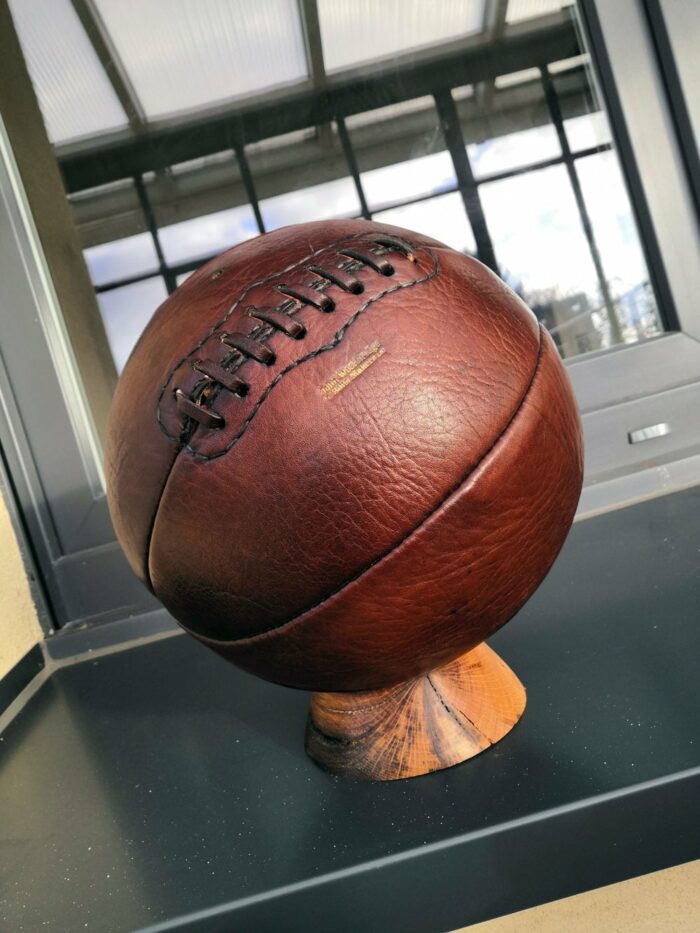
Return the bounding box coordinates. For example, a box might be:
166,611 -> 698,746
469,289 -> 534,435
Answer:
1,486 -> 699,932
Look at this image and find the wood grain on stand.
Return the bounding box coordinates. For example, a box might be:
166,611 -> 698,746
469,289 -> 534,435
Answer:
306,643 -> 526,781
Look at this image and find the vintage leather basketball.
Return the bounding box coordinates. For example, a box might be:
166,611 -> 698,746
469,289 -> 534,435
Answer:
106,219 -> 583,692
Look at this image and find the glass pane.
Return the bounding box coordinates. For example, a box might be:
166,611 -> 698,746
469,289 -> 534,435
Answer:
318,0 -> 485,73
83,233 -> 159,287
480,163 -> 594,294
69,178 -> 147,260
494,68 -> 542,89
345,96 -> 435,130
348,98 -> 457,211
375,192 -> 476,255
552,54 -> 613,150
480,165 -> 606,355
246,129 -> 361,229
468,125 -> 561,178
361,151 -> 456,212
93,0 -> 308,119
576,152 -> 662,342
564,112 -> 612,151
97,277 -> 168,373
7,0 -> 128,144
259,177 -> 361,230
159,205 -> 259,266
461,67 -> 561,179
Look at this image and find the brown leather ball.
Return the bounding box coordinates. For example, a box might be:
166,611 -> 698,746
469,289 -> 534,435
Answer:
106,220 -> 583,691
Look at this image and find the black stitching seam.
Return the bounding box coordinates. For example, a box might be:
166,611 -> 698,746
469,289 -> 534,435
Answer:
156,231 -> 425,447
196,325 -> 546,648
183,249 -> 438,461
145,234 -> 434,585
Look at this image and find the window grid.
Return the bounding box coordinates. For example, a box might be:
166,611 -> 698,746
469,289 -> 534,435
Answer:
90,69 -> 619,344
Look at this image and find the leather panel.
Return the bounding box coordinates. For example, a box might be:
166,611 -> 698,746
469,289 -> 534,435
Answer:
188,328 -> 583,690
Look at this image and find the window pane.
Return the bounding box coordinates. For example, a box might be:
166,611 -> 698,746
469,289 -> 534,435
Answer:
565,112 -> 612,151
468,124 -> 561,178
576,152 -> 662,341
83,234 -> 159,287
551,54 -> 613,151
97,277 -> 168,373
461,70 -> 561,178
480,165 -> 606,356
345,96 -> 435,130
69,178 -> 146,254
494,68 -> 542,89
361,151 -> 456,212
159,205 -> 259,266
375,193 -> 476,254
259,177 -> 360,230
245,127 -> 361,229
348,99 -> 456,211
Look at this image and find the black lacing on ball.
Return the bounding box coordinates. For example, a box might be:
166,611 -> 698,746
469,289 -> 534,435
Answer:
174,237 -> 416,431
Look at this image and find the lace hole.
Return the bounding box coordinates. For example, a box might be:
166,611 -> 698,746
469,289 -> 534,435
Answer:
236,383 -> 250,398
382,264 -> 395,276
350,282 -> 364,295
323,299 -> 336,312
265,353 -> 277,366
292,325 -> 307,339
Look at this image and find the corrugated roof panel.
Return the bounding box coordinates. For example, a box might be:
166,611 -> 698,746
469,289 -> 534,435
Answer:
318,0 -> 485,73
93,0 -> 308,120
8,0 -> 128,144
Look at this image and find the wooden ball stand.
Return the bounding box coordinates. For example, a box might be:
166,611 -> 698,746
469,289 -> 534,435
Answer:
305,643 -> 526,781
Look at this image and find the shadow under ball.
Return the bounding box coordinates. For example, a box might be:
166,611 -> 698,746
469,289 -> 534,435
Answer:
105,219 -> 583,781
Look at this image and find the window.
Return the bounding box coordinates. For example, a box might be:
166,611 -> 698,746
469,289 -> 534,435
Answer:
57,9 -> 664,368
1,0 -> 698,632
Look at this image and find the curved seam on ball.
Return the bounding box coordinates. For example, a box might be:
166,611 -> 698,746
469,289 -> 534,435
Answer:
195,324 -> 546,649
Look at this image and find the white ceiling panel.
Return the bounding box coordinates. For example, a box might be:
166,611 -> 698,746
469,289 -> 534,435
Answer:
8,0 -> 128,144
505,0 -> 575,24
93,0 -> 308,120
318,0 -> 485,73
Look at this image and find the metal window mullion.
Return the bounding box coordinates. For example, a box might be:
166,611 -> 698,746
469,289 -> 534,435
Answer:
234,144 -> 266,234
433,89 -> 499,274
133,174 -> 176,294
540,66 -> 622,344
335,115 -> 371,220
477,142 -> 612,185
69,0 -> 146,133
94,269 -> 161,293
